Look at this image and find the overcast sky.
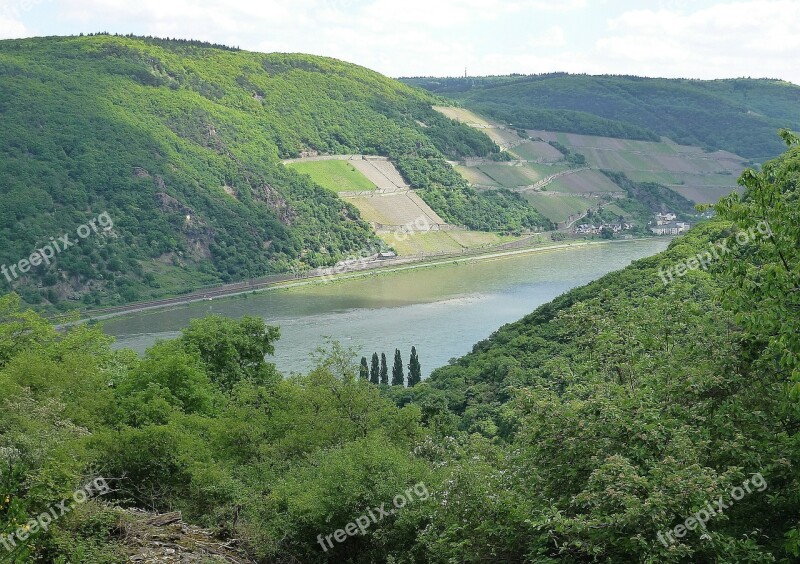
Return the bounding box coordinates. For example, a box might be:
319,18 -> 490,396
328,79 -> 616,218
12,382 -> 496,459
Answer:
1,0 -> 797,83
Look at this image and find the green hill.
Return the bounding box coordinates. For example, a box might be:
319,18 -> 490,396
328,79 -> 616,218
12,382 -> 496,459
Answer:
403,74 -> 800,160
0,35 -> 548,310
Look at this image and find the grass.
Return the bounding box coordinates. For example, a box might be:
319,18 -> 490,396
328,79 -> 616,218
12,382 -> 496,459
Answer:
286,160 -> 377,193
522,193 -> 593,223
508,140 -> 564,162
547,169 -> 625,194
476,164 -> 539,187
626,170 -> 682,185
449,231 -> 516,247
381,230 -> 513,256
603,203 -> 632,219
454,165 -> 499,187
432,106 -> 493,127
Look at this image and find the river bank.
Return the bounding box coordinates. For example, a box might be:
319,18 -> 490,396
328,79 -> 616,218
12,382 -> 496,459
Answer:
103,239 -> 671,375
71,237 -> 660,324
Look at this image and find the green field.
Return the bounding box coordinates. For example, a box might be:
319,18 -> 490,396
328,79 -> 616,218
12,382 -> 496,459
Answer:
475,163 -> 569,188
602,203 -> 633,219
475,164 -> 538,187
508,140 -> 564,162
546,169 -> 625,194
381,230 -> 514,256
286,160 -> 377,193
454,165 -> 500,186
523,193 -> 593,222
625,170 -> 682,185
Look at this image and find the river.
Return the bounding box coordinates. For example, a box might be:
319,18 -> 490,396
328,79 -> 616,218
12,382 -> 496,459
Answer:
104,239 -> 670,377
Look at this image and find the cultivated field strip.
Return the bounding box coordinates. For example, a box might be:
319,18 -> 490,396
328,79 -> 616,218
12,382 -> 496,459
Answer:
346,192 -> 446,230
350,158 -> 409,191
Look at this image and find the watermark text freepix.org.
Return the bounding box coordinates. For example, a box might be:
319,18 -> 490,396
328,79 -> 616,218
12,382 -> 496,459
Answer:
317,482 -> 429,552
1,477 -> 110,553
658,220 -> 771,285
1,212 -> 114,283
657,472 -> 767,547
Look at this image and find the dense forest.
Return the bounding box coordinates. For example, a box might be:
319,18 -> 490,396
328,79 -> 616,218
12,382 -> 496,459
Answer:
403,74 -> 800,160
1,133 -> 797,562
0,35 -> 548,311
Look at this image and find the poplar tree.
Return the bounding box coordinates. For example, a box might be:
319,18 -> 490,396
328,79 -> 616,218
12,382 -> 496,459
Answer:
392,349 -> 404,385
370,352 -> 380,384
408,346 -> 422,387
380,353 -> 389,385
360,356 -> 369,380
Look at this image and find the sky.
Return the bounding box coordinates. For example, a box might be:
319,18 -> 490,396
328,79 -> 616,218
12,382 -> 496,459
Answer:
1,0 -> 798,83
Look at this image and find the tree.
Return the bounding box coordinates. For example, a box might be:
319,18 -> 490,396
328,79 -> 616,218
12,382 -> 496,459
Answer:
380,353 -> 388,385
407,346 -> 422,387
714,129 -> 800,395
180,315 -> 280,392
370,352 -> 380,384
392,349 -> 404,386
360,356 -> 369,380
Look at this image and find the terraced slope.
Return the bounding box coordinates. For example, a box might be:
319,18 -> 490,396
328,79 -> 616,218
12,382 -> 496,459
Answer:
436,106 -> 731,226
531,130 -> 746,203
285,155 -> 515,255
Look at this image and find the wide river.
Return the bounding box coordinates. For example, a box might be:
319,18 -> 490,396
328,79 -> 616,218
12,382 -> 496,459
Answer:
104,239 -> 669,377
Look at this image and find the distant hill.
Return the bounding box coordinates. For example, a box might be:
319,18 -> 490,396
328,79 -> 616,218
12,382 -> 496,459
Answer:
0,35 -> 548,309
433,105 -> 737,232
402,74 -> 800,160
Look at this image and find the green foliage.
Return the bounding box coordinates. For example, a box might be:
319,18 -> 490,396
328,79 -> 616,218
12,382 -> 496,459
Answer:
593,169 -> 697,232
380,352 -> 388,385
1,136 -> 799,563
0,293 -> 57,368
359,356 -> 369,380
405,73 -> 800,159
0,35 -> 545,310
713,129 -> 800,394
180,315 -> 280,392
392,348 -> 405,386
548,140 -> 587,166
116,340 -> 219,420
370,352 -> 380,385
407,346 -> 422,387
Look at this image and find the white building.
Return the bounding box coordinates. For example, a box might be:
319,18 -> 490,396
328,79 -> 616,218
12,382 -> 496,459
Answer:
654,212 -> 677,225
650,221 -> 690,235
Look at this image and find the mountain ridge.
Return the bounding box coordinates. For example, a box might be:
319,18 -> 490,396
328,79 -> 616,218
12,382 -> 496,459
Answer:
0,34 -> 548,310
402,73 -> 800,160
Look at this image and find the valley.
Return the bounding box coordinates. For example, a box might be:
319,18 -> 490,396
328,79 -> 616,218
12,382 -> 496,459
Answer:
1,25 -> 799,564
104,239 -> 670,377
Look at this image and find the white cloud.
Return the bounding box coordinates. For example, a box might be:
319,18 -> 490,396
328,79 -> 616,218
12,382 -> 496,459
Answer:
597,1 -> 800,82
0,0 -> 47,37
528,25 -> 566,48
0,14 -> 28,38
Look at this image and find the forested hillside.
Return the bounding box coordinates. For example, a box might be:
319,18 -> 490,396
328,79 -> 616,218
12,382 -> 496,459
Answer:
1,134 -> 797,562
0,35 -> 547,310
404,74 -> 800,160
